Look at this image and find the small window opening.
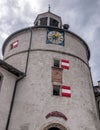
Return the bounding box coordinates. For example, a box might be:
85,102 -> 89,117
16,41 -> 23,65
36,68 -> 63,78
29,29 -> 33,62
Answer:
50,18 -> 59,27
48,127 -> 61,130
53,85 -> 60,96
54,59 -> 60,68
40,17 -> 47,25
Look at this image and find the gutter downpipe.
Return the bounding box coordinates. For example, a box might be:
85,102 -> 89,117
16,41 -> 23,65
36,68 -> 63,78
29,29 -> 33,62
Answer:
5,27 -> 33,130
98,100 -> 100,120
97,99 -> 100,119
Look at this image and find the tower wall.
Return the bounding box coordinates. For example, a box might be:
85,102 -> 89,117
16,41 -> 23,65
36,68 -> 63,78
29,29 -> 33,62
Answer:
3,27 -> 89,69
1,26 -> 99,130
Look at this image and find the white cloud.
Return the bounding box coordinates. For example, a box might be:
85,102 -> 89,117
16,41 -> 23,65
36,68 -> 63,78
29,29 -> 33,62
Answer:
1,32 -> 8,39
17,0 -> 43,13
0,1 -> 8,18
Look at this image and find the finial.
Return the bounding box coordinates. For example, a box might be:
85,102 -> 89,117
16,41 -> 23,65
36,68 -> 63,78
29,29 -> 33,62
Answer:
48,4 -> 51,12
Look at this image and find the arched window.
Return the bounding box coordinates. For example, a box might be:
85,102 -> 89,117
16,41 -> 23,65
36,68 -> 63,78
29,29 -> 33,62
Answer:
43,123 -> 67,130
48,127 -> 61,130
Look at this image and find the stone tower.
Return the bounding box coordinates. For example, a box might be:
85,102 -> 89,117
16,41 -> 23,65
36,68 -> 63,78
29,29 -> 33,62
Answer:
0,11 -> 99,130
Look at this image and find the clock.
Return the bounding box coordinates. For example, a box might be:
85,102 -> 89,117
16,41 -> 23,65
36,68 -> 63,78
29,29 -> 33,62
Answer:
47,30 -> 64,46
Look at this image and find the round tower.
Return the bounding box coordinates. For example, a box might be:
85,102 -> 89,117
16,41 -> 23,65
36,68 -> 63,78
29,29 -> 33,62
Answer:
1,11 -> 100,130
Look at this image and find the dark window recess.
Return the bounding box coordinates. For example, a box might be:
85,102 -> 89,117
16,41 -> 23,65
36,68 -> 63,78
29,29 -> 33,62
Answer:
50,18 -> 59,27
53,86 -> 60,96
54,59 -> 60,68
48,128 -> 61,130
35,22 -> 38,26
40,17 -> 47,25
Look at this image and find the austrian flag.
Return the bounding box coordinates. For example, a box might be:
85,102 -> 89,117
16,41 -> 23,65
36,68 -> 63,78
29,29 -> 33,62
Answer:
11,40 -> 18,49
61,86 -> 71,97
61,59 -> 69,69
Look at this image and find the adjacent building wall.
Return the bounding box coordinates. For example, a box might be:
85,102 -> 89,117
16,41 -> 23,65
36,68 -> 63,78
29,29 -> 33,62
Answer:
0,68 -> 17,130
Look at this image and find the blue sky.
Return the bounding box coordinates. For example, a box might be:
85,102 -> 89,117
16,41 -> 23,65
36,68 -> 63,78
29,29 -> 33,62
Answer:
0,0 -> 100,85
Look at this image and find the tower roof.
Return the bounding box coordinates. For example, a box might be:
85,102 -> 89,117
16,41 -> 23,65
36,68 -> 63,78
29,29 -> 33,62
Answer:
34,11 -> 62,28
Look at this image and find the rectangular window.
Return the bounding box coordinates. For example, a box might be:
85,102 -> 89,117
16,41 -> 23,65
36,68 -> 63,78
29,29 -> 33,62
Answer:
53,85 -> 60,96
40,17 -> 47,25
54,59 -> 60,68
50,18 -> 59,27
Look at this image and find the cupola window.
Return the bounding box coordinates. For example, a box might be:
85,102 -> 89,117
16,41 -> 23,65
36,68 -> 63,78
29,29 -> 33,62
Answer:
35,22 -> 38,26
40,17 -> 47,25
50,18 -> 59,27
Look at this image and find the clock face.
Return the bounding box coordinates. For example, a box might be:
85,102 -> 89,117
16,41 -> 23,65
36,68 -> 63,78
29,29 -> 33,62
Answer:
47,30 -> 64,45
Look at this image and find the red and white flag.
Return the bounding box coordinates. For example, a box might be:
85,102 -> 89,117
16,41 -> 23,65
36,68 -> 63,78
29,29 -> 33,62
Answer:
11,40 -> 18,49
61,59 -> 69,69
61,86 -> 71,97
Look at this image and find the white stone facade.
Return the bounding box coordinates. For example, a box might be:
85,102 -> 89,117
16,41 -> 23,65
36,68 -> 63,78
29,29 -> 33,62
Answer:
0,12 -> 100,130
